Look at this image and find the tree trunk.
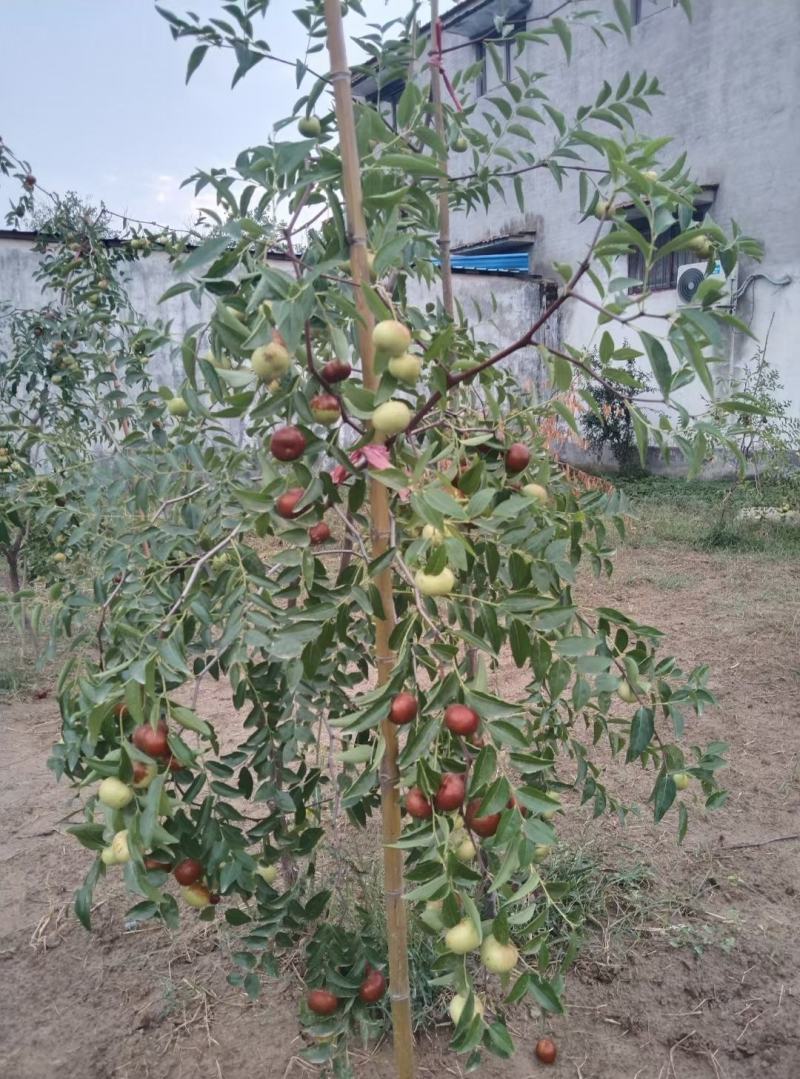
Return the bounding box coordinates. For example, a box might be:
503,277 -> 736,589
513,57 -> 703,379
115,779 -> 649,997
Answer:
5,546 -> 21,594
322,5 -> 416,1078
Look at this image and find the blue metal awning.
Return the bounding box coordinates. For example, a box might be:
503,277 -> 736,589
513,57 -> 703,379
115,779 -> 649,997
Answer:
441,252 -> 530,274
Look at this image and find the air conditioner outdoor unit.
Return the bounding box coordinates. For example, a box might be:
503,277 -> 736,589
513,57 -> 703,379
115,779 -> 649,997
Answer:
676,260 -> 736,307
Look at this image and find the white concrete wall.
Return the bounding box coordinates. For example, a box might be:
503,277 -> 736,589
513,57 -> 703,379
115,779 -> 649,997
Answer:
0,236 -> 213,389
408,271 -> 552,397
440,0 -> 800,417
1,235 -> 551,400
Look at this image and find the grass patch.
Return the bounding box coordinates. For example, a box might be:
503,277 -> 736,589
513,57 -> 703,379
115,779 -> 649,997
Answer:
324,841 -> 660,1036
0,604 -> 39,699
618,475 -> 800,558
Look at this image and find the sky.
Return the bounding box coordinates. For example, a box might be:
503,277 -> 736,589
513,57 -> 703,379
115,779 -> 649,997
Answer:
1,0 -> 457,230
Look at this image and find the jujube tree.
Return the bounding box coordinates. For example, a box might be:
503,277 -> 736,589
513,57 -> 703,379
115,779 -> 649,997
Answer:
0,147 -> 174,600
45,2 -> 761,1076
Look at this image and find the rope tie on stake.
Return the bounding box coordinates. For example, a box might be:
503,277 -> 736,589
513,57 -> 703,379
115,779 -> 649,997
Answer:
429,18 -> 464,112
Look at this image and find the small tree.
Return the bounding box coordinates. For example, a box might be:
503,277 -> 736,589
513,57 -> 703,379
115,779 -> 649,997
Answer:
0,144 -> 172,598
579,352 -> 653,474
46,3 -> 762,1076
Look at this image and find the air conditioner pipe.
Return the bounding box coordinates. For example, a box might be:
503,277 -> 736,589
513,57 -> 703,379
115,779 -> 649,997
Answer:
728,271 -> 792,384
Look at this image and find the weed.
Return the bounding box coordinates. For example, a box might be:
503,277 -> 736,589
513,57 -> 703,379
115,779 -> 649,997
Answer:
666,918 -> 739,958
619,475 -> 800,559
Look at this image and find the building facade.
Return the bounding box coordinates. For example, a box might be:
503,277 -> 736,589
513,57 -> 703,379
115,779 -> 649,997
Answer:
424,0 -> 800,421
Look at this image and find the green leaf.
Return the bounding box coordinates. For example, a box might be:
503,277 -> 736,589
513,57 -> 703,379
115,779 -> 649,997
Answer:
508,619 -> 530,667
554,635 -> 598,657
613,0 -> 633,42
378,152 -> 442,177
225,908 -> 252,926
397,714 -> 441,768
181,235 -> 231,273
158,281 -> 196,303
627,708 -> 654,760
74,860 -> 102,931
551,17 -> 572,61
66,823 -> 106,852
405,874 -> 449,902
640,332 -> 672,399
484,1020 -> 515,1058
171,705 -> 212,738
527,972 -> 564,1013
140,773 -> 167,849
653,773 -> 676,821
677,802 -> 688,844
186,44 -> 208,83
515,786 -> 561,814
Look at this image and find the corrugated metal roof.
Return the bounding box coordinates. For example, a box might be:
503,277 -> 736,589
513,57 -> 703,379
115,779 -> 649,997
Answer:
448,251 -> 530,273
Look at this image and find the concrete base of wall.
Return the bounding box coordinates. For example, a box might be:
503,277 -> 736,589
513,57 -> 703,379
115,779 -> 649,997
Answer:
555,440 -> 799,481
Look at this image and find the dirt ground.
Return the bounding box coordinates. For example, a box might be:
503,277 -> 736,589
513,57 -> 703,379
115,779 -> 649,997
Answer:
1,543 -> 799,1079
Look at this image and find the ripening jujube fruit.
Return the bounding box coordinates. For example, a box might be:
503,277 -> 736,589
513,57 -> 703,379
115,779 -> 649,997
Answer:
297,115 -> 321,138
309,393 -> 340,425
307,989 -> 339,1016
444,917 -> 480,954
173,858 -> 204,886
372,400 -> 411,436
389,692 -> 418,725
251,341 -> 291,380
505,442 -> 530,474
308,521 -> 331,545
321,359 -> 351,383
132,761 -> 156,789
372,319 -> 411,356
132,721 -> 169,759
435,772 -> 465,812
276,488 -> 306,519
535,1037 -> 558,1064
449,992 -> 484,1024
358,968 -> 387,1004
415,567 -> 455,596
97,776 -> 133,809
465,797 -> 501,838
387,353 -> 421,383
405,788 -> 433,819
270,425 -> 307,461
444,703 -> 479,736
144,857 -> 171,872
181,883 -> 212,909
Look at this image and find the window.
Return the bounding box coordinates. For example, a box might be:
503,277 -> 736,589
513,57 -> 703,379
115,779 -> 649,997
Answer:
475,20 -> 526,95
627,222 -> 699,293
475,41 -> 487,96
366,80 -> 404,131
631,0 -> 674,24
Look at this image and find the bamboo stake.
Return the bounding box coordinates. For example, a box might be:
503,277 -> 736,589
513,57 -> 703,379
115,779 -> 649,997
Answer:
322,4 -> 416,1077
